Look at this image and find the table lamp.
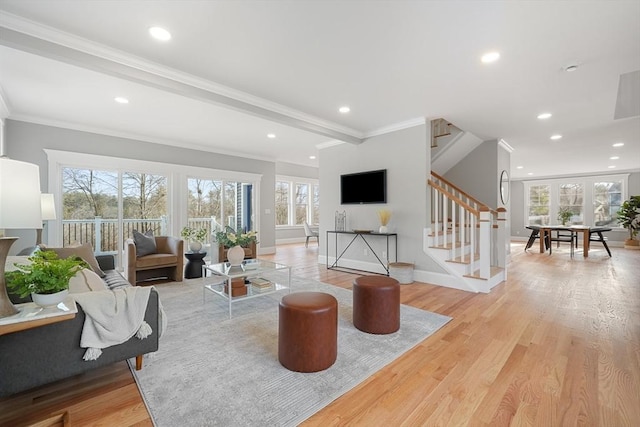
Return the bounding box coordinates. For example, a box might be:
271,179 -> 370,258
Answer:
37,193 -> 57,246
0,157 -> 42,318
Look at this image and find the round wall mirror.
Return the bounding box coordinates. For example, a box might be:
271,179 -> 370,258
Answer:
500,170 -> 510,204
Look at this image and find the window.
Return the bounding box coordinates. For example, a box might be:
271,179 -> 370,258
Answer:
312,184 -> 320,225
558,183 -> 583,225
47,149 -> 262,269
524,174 -> 629,228
593,180 -> 622,227
186,178 -> 254,239
295,184 -> 308,225
528,185 -> 550,225
275,181 -> 290,226
61,167 -> 169,254
276,176 -> 319,226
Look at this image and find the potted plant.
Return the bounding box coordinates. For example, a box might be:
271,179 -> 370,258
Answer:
181,226 -> 208,252
215,226 -> 258,265
557,207 -> 573,226
617,195 -> 640,249
377,209 -> 392,233
6,250 -> 89,306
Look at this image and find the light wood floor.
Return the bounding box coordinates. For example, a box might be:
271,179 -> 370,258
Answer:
1,242 -> 638,426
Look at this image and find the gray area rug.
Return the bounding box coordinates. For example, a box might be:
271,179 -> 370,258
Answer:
130,274 -> 451,427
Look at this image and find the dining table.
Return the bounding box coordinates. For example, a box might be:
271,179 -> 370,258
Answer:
538,225 -> 592,257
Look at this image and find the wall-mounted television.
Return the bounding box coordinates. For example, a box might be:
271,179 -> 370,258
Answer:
340,169 -> 387,205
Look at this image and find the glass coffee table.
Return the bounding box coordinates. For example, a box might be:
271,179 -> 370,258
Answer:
202,259 -> 291,318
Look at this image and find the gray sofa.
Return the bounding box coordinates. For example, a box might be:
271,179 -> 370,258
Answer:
0,255 -> 160,397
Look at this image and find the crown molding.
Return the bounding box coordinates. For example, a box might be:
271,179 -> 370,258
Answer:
364,117 -> 426,139
498,138 -> 515,153
0,12 -> 364,144
7,115 -> 285,164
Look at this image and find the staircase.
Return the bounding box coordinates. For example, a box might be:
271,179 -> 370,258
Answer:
431,125 -> 483,175
425,171 -> 506,293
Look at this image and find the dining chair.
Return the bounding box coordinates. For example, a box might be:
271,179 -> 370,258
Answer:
303,221 -> 319,248
588,227 -> 612,257
524,225 -> 549,251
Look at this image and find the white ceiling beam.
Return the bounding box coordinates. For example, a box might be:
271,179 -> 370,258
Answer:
0,26 -> 364,145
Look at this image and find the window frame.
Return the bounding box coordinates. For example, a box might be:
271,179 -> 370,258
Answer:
275,175 -> 319,227
45,149 -> 262,266
523,173 -> 629,229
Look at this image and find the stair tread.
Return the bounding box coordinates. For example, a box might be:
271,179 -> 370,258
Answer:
463,266 -> 504,280
446,253 -> 480,264
429,242 -> 465,250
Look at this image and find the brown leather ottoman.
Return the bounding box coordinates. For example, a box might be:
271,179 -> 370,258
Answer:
278,292 -> 338,372
353,276 -> 400,334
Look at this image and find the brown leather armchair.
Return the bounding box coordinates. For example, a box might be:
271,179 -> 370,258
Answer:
125,236 -> 184,285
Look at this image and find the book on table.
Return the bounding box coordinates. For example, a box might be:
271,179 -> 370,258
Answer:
250,277 -> 273,292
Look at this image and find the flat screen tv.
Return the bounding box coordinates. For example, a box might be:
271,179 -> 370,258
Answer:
340,169 -> 387,204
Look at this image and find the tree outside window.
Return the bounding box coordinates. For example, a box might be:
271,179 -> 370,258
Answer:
295,184 -> 308,225
558,183 -> 583,225
593,181 -> 622,226
275,181 -> 289,226
312,185 -> 320,225
528,185 -> 550,225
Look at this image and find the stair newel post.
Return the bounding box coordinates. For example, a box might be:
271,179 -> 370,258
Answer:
459,204 -> 465,263
443,194 -> 449,246
433,186 -> 440,246
479,206 -> 491,279
451,199 -> 457,258
496,207 -> 507,270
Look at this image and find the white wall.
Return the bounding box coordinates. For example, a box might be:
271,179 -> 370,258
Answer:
319,123 -> 446,274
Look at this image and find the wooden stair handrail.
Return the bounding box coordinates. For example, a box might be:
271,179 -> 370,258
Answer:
428,179 -> 480,217
430,171 -> 497,215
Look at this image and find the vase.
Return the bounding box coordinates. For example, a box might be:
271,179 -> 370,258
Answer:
189,241 -> 203,253
227,245 -> 245,266
379,225 -> 388,233
32,289 -> 69,307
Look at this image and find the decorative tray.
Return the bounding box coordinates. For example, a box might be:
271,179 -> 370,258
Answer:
352,229 -> 373,233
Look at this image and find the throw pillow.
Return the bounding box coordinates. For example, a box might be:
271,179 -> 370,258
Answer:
69,268 -> 108,293
46,243 -> 106,278
133,229 -> 157,257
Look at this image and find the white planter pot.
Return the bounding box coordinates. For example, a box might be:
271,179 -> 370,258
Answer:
32,289 -> 69,307
379,225 -> 388,233
227,245 -> 245,266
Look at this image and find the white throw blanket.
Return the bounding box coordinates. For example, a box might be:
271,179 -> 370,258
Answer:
72,287 -> 154,361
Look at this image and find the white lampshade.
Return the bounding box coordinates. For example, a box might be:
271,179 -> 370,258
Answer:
41,193 -> 57,221
0,158 -> 42,229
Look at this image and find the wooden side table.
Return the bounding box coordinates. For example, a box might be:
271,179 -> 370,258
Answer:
0,297 -> 77,336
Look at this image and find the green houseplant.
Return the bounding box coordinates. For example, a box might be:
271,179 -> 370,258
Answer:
557,207 -> 573,225
181,226 -> 208,252
215,226 -> 258,265
6,250 -> 89,306
617,195 -> 640,248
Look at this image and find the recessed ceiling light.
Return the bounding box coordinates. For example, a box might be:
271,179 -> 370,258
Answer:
481,51 -> 500,63
564,64 -> 578,72
537,113 -> 552,119
516,166 -> 524,169
114,97 -> 129,104
612,142 -> 624,147
309,155 -> 316,160
608,165 -> 616,169
149,26 -> 171,41
609,156 -> 619,160
339,106 -> 350,114
550,134 -> 562,140
267,133 -> 276,139
527,172 -> 534,176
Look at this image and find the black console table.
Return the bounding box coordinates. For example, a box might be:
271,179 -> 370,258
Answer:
326,231 -> 397,275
